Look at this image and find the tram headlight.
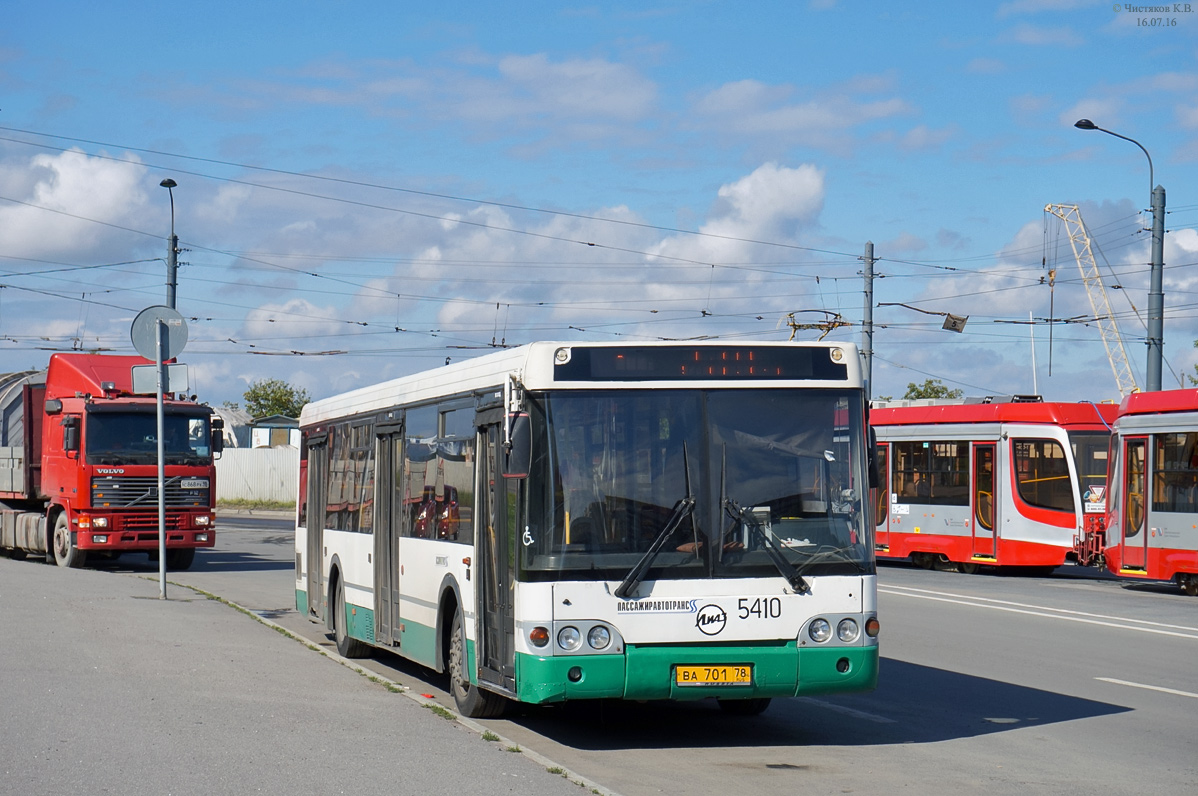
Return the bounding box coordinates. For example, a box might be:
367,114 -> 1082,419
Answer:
808,618 -> 832,643
587,625 -> 611,650
837,618 -> 860,643
557,626 -> 582,651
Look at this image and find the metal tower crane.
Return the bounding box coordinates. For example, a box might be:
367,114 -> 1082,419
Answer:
1044,203 -> 1139,397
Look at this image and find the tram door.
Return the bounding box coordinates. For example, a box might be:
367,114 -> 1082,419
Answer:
373,421 -> 404,646
874,443 -> 890,550
305,434 -> 328,620
972,443 -> 996,558
1120,437 -> 1148,570
475,418 -> 517,694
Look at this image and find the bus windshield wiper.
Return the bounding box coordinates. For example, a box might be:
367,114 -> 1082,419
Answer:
723,497 -> 811,595
615,444 -> 696,599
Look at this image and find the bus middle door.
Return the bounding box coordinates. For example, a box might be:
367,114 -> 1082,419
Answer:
476,416 -> 517,694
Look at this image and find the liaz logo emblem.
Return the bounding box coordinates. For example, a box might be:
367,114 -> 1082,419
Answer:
695,604 -> 727,636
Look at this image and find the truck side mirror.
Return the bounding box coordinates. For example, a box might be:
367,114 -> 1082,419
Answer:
62,415 -> 80,454
211,417 -> 225,455
503,412 -> 530,479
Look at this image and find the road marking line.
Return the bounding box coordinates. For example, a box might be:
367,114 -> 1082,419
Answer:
881,584 -> 1198,633
878,587 -> 1198,640
1095,678 -> 1198,700
795,697 -> 896,723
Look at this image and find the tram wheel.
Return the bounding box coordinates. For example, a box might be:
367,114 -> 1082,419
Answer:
913,553 -> 935,570
958,562 -> 980,575
1182,576 -> 1198,597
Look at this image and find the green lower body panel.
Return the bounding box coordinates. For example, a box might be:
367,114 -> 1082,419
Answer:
295,589 -> 308,616
514,642 -> 878,705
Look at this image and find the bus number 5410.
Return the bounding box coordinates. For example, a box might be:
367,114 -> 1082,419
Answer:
738,597 -> 782,620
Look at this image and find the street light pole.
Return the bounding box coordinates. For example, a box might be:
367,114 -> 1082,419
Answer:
1074,119 -> 1165,391
159,179 -> 178,310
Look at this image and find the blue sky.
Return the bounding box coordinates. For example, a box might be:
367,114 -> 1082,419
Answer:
3,1 -> 1198,408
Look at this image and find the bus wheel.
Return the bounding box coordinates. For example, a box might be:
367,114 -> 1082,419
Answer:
958,562 -> 979,575
52,514 -> 86,569
448,610 -> 506,719
718,697 -> 771,716
333,579 -> 370,659
165,548 -> 195,571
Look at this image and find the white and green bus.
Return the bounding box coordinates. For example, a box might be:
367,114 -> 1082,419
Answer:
295,341 -> 879,717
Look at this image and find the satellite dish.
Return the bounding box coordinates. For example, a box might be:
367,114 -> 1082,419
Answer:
131,305 -> 188,361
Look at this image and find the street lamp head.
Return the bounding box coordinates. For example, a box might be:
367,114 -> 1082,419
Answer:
160,178 -> 178,189
1074,119 -> 1098,131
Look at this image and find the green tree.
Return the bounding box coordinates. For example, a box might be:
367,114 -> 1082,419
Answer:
243,378 -> 311,418
903,378 -> 963,400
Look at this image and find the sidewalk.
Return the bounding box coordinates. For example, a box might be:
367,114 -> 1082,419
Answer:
0,556 -> 591,796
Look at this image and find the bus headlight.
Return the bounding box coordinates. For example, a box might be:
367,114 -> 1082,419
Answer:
557,626 -> 582,651
837,618 -> 860,643
808,618 -> 832,643
587,625 -> 611,650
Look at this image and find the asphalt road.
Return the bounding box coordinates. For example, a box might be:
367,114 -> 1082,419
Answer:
8,512 -> 1198,795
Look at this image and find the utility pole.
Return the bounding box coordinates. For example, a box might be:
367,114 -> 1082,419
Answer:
1148,184 -> 1166,392
160,179 -> 178,310
862,241 -> 874,399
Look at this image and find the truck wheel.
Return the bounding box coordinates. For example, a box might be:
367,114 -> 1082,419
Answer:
52,514 -> 86,568
165,548 -> 196,571
333,579 -> 370,658
448,610 -> 506,718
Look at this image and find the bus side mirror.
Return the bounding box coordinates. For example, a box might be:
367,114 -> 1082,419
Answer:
62,416 -> 80,454
504,412 -> 530,479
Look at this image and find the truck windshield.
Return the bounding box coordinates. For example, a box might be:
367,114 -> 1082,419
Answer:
520,388 -> 872,583
85,411 -> 213,465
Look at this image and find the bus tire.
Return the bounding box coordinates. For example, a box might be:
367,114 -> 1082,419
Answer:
448,610 -> 506,719
165,547 -> 196,571
52,513 -> 86,569
333,578 -> 370,659
718,697 -> 771,716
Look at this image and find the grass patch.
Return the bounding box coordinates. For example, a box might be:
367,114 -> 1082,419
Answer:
423,703 -> 456,721
506,744 -> 522,753
547,767 -> 565,776
217,498 -> 295,511
482,730 -> 501,742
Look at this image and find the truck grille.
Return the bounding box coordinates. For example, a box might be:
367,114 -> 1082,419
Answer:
91,476 -> 210,509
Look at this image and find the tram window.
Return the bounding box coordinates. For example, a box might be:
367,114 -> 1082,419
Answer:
892,440 -> 968,506
1152,432 -> 1198,513
1013,439 -> 1072,512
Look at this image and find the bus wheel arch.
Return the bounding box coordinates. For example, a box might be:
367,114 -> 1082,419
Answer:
328,558 -> 369,658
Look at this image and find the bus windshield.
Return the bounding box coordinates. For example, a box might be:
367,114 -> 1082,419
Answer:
85,410 -> 213,466
522,388 -> 872,583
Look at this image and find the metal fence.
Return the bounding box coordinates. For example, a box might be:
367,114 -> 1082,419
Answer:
215,447 -> 299,503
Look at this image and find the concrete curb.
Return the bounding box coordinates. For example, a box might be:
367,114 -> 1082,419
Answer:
169,577 -> 622,796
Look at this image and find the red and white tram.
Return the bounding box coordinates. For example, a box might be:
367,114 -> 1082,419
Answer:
871,397 -> 1117,573
1104,389 -> 1198,595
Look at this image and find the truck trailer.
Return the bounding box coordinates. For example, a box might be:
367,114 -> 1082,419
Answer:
0,353 -> 222,569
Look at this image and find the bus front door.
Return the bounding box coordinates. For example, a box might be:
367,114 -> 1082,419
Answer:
972,443 -> 996,559
1120,437 -> 1149,571
306,435 -> 328,621
477,421 -> 517,694
374,426 -> 404,646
